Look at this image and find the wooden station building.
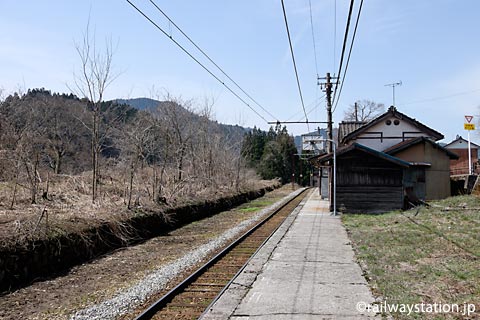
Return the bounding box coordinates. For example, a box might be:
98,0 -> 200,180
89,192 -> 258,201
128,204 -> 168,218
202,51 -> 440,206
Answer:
310,106 -> 458,213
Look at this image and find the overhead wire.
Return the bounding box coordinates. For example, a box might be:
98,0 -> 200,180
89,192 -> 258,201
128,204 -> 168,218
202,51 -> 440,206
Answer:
308,0 -> 323,123
125,0 -> 270,123
333,0 -> 337,72
285,94 -> 326,122
298,97 -> 327,122
400,88 -> 480,106
148,0 -> 278,121
331,0 -> 355,107
308,0 -> 319,79
332,0 -> 364,113
280,0 -> 310,132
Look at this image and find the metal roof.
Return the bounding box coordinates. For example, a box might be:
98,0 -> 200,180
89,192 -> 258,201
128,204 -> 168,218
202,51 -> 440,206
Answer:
338,121 -> 366,144
384,137 -> 459,160
310,142 -> 412,168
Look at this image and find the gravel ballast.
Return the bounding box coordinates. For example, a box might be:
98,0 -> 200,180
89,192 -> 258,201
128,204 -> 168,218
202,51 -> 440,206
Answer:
70,188 -> 304,320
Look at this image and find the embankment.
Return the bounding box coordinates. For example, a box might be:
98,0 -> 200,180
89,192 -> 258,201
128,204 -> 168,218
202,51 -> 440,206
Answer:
0,182 -> 280,293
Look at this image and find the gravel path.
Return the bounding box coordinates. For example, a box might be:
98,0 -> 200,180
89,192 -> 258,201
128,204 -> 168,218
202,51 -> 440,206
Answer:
70,188 -> 304,320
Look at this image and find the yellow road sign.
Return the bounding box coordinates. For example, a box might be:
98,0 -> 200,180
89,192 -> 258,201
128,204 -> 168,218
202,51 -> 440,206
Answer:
464,123 -> 475,130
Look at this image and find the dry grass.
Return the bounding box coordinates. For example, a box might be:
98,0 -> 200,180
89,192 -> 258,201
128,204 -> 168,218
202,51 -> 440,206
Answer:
343,195 -> 480,319
0,166 -> 276,250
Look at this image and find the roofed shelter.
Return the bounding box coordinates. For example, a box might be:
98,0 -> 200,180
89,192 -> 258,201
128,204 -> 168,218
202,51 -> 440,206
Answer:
311,143 -> 427,213
310,106 -> 455,213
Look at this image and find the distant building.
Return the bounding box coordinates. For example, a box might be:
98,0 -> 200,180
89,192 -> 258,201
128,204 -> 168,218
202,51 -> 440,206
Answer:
300,129 -> 328,197
301,129 -> 327,153
445,135 -> 480,175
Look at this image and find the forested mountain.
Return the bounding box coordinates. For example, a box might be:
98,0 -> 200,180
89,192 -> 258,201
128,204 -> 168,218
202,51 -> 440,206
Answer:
116,97 -> 249,151
115,98 -> 160,110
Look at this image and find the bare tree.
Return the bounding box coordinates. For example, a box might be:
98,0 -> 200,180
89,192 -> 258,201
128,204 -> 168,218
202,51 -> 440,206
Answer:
1,92 -> 48,204
157,95 -> 196,184
343,100 -> 385,122
118,111 -> 157,208
43,96 -> 85,174
70,22 -> 118,202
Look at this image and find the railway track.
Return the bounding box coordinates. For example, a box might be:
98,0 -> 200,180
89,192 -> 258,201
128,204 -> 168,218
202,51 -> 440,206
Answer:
134,188 -> 309,320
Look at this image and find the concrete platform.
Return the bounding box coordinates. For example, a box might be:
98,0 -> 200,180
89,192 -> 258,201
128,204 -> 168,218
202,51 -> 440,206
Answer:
200,189 -> 379,319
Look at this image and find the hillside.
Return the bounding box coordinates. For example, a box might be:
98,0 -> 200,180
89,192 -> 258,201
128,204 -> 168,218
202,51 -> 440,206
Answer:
115,97 -> 160,110
116,97 -> 249,150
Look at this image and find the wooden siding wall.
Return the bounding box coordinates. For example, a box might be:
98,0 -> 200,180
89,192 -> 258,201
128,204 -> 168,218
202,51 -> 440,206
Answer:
337,150 -> 404,213
394,142 -> 453,200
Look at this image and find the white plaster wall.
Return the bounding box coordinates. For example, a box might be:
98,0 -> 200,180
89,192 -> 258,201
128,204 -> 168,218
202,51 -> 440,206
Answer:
352,117 -> 431,151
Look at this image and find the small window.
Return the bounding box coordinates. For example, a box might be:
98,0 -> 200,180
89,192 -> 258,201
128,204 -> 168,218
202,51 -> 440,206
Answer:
386,120 -> 392,125
394,119 -> 400,125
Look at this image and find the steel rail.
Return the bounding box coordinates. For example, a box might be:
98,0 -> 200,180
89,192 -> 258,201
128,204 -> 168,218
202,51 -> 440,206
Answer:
134,188 -> 309,319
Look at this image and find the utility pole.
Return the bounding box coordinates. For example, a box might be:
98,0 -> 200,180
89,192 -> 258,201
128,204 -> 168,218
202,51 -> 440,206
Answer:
318,73 -> 338,211
318,72 -> 338,153
291,153 -> 295,190
385,81 -> 402,106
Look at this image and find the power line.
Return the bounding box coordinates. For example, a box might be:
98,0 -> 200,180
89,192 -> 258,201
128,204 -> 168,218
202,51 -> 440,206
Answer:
400,88 -> 480,106
125,0 -> 270,123
297,95 -> 327,122
333,0 -> 337,72
332,0 -> 364,113
148,0 -> 278,121
308,1 -> 325,121
285,94 -> 325,121
308,0 -> 319,78
331,0 -> 355,107
280,0 -> 310,132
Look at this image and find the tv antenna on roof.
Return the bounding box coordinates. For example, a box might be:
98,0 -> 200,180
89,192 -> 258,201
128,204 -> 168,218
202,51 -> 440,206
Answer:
385,81 -> 402,106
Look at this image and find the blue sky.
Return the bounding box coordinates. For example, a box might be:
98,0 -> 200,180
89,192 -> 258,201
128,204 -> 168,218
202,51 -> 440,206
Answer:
1,0 -> 480,142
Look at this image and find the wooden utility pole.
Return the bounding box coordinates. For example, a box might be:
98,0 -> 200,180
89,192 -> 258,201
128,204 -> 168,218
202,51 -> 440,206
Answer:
354,102 -> 358,121
318,72 -> 338,211
318,72 -> 337,153
291,153 -> 295,190
326,73 -> 333,153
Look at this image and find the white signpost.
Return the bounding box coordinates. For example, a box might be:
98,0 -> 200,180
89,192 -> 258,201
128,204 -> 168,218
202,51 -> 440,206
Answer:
465,115 -> 475,174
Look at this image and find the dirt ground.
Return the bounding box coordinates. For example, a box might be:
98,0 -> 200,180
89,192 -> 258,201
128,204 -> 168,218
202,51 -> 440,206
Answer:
0,185 -> 298,320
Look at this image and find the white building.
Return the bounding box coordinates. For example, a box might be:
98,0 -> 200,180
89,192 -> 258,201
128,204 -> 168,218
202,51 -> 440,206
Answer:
339,106 -> 444,151
301,129 -> 327,153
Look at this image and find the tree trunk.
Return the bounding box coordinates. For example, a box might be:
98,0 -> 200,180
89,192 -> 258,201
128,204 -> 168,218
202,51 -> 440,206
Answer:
54,149 -> 62,174
10,164 -> 19,209
127,165 -> 134,209
92,110 -> 97,203
177,145 -> 186,182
